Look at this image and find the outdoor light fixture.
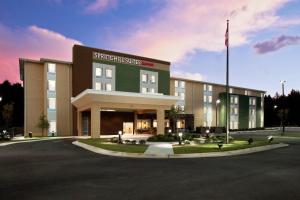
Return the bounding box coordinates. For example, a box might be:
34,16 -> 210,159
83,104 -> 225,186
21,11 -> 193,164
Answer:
168,129 -> 172,133
216,99 -> 221,127
178,132 -> 183,145
206,129 -> 210,134
274,105 -> 278,109
0,97 -> 2,102
216,99 -> 221,104
118,131 -> 122,144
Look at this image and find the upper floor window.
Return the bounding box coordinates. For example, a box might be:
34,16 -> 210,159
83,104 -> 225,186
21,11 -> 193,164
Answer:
175,80 -> 179,88
175,92 -> 179,97
48,63 -> 56,73
142,74 -> 148,83
150,75 -> 156,83
48,80 -> 56,91
48,98 -> 56,109
106,69 -> 112,78
229,88 -> 233,93
180,92 -> 185,100
180,81 -> 185,88
95,67 -> 102,77
208,85 -> 212,91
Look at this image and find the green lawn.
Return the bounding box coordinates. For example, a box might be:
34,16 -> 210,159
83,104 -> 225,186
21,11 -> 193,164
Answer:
78,139 -> 148,153
173,140 -> 275,154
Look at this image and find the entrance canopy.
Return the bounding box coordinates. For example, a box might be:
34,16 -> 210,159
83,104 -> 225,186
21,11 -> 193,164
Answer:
71,89 -> 179,109
71,89 -> 179,138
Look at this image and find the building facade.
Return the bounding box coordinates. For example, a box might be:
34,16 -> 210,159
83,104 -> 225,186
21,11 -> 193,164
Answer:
19,45 -> 265,138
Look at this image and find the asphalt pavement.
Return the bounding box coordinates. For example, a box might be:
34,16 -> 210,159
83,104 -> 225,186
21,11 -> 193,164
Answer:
1,138 -> 300,200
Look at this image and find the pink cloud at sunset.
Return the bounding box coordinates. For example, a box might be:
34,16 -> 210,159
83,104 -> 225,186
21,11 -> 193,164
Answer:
113,0 -> 298,63
0,24 -> 81,83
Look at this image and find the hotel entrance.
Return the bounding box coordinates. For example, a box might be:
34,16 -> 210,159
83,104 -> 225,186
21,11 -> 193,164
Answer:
123,122 -> 133,134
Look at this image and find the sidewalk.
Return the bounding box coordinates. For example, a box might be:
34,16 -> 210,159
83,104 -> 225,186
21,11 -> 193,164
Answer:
144,143 -> 173,156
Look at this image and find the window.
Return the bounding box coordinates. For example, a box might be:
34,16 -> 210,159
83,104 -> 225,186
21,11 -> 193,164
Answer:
142,87 -> 147,93
204,107 -> 207,113
95,67 -> 102,77
95,82 -> 101,90
48,98 -> 56,109
106,83 -> 112,91
230,96 -> 234,104
180,81 -> 185,88
49,121 -> 56,133
208,96 -> 212,103
234,97 -> 238,104
203,84 -> 207,91
229,88 -> 233,93
150,88 -> 155,93
203,121 -> 207,127
48,63 -> 56,73
180,92 -> 185,100
150,75 -> 156,83
142,74 -> 148,83
165,120 -> 170,128
153,120 -> 157,128
245,90 -> 248,95
234,107 -> 238,115
204,95 -> 207,102
106,69 -> 112,78
253,99 -> 256,105
175,80 -> 179,88
48,80 -> 55,91
176,120 -> 185,129
208,85 -> 212,91
175,92 -> 179,96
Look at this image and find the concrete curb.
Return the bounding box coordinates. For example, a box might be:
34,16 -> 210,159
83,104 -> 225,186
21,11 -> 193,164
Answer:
0,137 -> 79,147
72,141 -> 289,159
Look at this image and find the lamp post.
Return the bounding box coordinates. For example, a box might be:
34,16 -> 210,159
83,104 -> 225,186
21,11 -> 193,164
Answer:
216,99 -> 221,127
178,132 -> 183,145
118,131 -> 122,144
0,96 -> 2,102
280,80 -> 286,96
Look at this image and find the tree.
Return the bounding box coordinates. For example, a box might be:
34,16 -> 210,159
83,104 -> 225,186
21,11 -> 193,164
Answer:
166,105 -> 182,133
2,103 -> 14,128
278,109 -> 289,135
37,114 -> 49,137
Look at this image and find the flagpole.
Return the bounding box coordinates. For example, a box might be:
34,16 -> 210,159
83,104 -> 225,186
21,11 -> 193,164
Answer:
226,19 -> 230,144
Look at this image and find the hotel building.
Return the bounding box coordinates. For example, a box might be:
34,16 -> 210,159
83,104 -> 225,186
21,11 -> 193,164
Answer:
19,45 -> 265,138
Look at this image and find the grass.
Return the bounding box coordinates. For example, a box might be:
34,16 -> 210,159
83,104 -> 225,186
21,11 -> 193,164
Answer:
173,140 -> 276,154
78,139 -> 148,153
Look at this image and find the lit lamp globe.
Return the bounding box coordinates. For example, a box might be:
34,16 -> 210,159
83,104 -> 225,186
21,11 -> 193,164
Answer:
118,131 -> 122,135
178,132 -> 183,137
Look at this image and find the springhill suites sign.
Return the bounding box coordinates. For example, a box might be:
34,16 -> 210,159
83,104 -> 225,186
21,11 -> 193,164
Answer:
93,52 -> 154,67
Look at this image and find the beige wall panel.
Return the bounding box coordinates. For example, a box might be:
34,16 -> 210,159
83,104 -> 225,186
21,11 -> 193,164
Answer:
169,79 -> 175,96
24,62 -> 44,136
184,81 -> 194,114
192,82 -> 203,128
56,63 -> 72,136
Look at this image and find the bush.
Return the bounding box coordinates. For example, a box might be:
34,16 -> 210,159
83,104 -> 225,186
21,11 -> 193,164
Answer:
124,139 -> 131,144
110,137 -> 119,143
130,140 -> 137,145
184,140 -> 191,145
139,139 -> 146,145
147,134 -> 178,142
248,138 -> 254,145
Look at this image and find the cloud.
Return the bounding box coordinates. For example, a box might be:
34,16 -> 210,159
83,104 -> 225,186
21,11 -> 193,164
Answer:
112,0 -> 298,63
85,0 -> 118,13
0,24 -> 81,83
254,35 -> 300,54
171,70 -> 204,81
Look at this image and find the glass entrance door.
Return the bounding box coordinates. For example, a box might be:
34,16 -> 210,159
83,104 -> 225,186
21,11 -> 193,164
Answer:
123,122 -> 133,134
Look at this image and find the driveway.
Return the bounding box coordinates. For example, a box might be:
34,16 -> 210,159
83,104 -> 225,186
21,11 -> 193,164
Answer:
1,139 -> 300,200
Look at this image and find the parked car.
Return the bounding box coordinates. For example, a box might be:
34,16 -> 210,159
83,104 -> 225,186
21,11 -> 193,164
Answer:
0,129 -> 11,141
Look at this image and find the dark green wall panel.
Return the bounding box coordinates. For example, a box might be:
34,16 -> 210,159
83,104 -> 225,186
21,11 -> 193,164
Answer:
93,60 -> 170,95
239,95 -> 249,129
256,97 -> 262,127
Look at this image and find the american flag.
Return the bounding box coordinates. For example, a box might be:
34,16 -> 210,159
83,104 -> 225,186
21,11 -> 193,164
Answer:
225,26 -> 229,47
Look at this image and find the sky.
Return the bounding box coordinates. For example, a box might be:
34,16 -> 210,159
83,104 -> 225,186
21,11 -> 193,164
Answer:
0,0 -> 300,96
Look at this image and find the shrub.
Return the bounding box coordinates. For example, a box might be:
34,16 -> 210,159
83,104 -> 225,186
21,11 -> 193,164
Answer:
184,140 -> 191,145
130,140 -> 137,145
124,139 -> 131,144
110,137 -> 119,143
139,139 -> 146,145
248,138 -> 254,145
147,134 -> 178,142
